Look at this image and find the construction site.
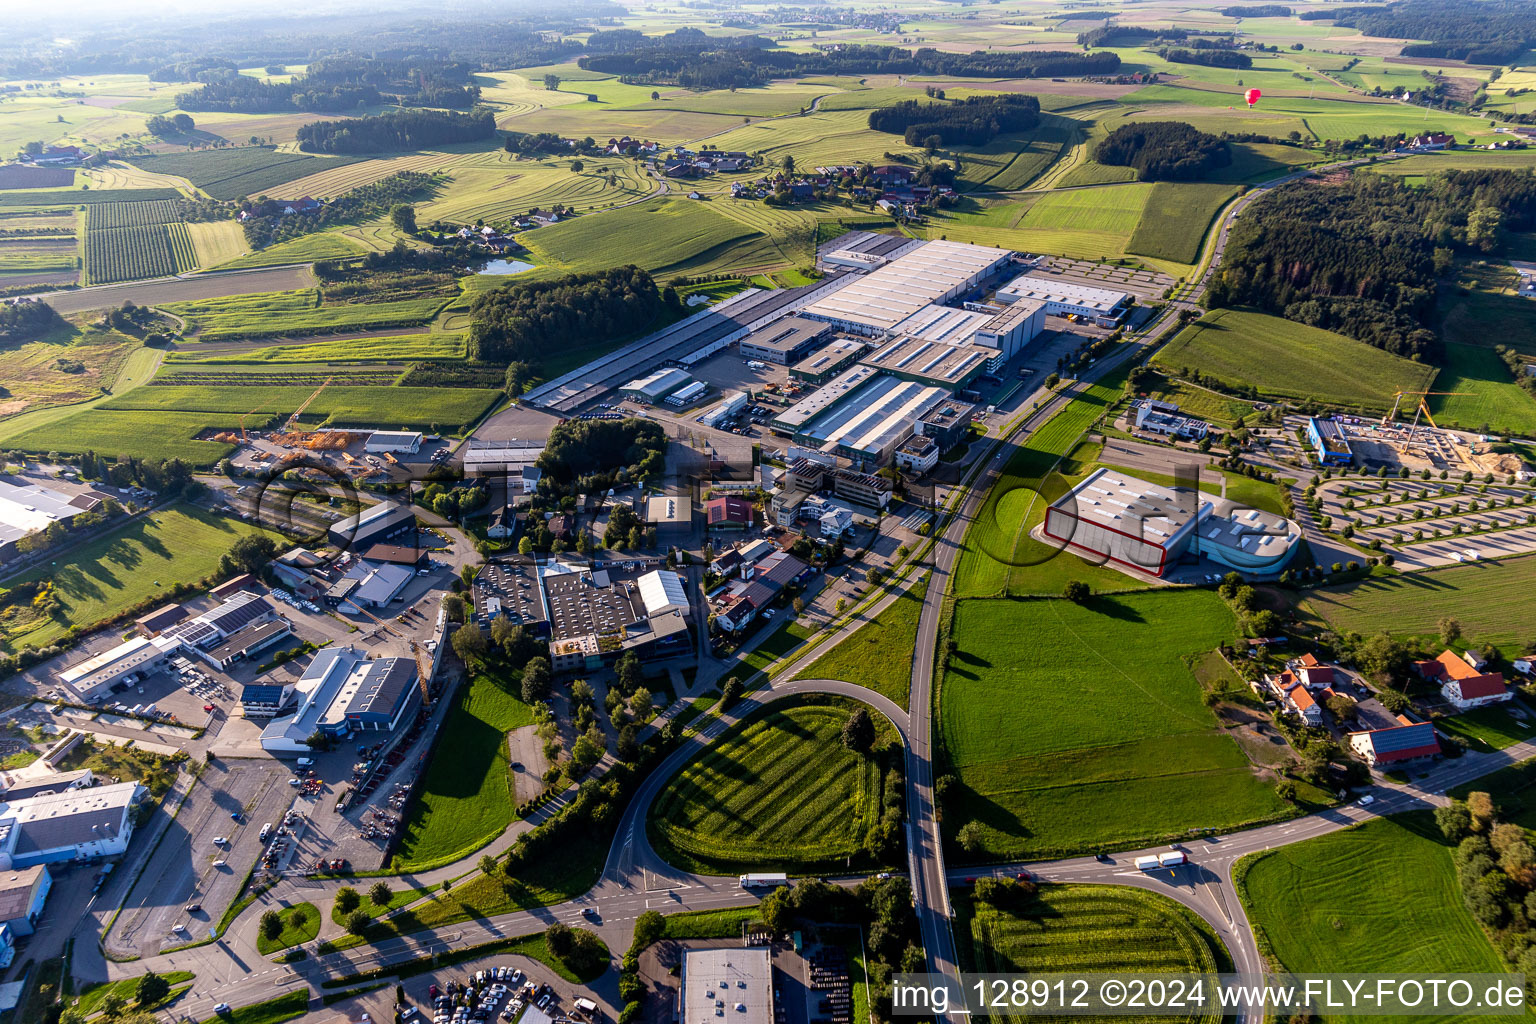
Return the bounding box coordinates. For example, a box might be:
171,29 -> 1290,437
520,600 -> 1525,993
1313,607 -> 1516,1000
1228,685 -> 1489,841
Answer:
1322,389 -> 1530,479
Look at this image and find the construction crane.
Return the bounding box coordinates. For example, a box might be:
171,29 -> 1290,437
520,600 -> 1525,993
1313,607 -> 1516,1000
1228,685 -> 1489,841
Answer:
1382,390 -> 1472,442
239,402 -> 265,442
285,376 -> 334,432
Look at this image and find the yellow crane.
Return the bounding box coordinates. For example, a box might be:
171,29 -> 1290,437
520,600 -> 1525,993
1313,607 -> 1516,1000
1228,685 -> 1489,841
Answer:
285,376 -> 334,432
1382,390 -> 1472,441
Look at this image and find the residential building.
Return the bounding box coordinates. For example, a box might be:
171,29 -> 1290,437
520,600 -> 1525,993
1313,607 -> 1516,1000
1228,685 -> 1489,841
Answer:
1417,650 -> 1511,710
1282,678 -> 1322,725
820,507 -> 854,539
707,496 -> 755,530
1348,717 -> 1440,766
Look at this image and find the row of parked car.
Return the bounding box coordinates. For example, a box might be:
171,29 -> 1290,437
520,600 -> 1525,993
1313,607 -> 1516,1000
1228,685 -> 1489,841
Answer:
417,967 -> 555,1024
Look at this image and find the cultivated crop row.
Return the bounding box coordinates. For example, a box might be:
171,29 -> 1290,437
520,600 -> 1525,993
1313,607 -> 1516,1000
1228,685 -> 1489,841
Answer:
90,200 -> 180,230
83,224 -> 176,285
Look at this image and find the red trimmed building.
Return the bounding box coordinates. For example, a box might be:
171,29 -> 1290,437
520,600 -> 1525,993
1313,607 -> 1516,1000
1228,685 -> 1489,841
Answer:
1417,650 -> 1510,711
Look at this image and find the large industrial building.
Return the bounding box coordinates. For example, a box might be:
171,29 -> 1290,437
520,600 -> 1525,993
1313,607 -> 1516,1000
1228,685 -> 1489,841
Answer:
682,949 -> 774,1024
329,500 -> 417,549
541,561 -> 691,674
789,338 -> 866,384
737,315 -> 832,365
261,646 -> 422,752
795,374 -> 948,464
0,480 -> 101,562
0,781 -> 146,867
799,239 -> 1013,335
1044,468 -> 1301,579
995,276 -> 1131,327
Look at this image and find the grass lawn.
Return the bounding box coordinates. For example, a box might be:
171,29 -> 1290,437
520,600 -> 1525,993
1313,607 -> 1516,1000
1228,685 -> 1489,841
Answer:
330,884 -> 428,926
955,363 -> 1148,599
1154,307 -> 1437,412
801,573 -> 928,709
1450,758 -> 1536,830
196,991 -> 309,1024
393,669 -> 535,871
956,883 -> 1227,1016
0,503 -> 282,654
647,697 -> 899,874
1238,812 -> 1508,1010
1127,182 -> 1238,264
1300,553 -> 1536,655
1433,703 -> 1536,753
72,971 -> 194,1016
737,615 -> 817,677
255,902 -> 320,955
1428,343 -> 1536,437
939,590 -> 1297,860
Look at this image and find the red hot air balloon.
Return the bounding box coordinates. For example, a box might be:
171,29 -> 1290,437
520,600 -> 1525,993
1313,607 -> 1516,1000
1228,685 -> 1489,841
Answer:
1244,87 -> 1262,108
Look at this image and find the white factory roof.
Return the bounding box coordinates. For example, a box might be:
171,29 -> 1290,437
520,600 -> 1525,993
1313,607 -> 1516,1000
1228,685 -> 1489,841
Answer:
775,365 -> 880,431
0,480 -> 90,546
637,569 -> 689,618
802,374 -> 948,457
860,335 -> 992,385
789,337 -> 865,377
58,635 -> 178,686
462,439 -> 545,470
623,366 -> 691,398
800,240 -> 1010,332
683,948 -> 773,1024
1051,468 -> 1206,540
889,303 -> 995,343
996,275 -> 1129,311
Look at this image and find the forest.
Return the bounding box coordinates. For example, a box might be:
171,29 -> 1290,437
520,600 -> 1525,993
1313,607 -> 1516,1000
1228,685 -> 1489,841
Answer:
1205,170 -> 1536,358
1157,47 -> 1253,69
577,30 -> 1119,88
468,266 -> 665,366
1094,121 -> 1231,181
177,57 -> 482,114
1302,0 -> 1536,64
295,109 -> 496,154
867,94 -> 1041,147
240,171 -> 439,248
537,416 -> 667,491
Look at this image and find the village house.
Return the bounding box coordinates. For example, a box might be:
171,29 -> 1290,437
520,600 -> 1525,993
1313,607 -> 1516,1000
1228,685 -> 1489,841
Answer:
1416,650 -> 1511,711
1347,716 -> 1441,766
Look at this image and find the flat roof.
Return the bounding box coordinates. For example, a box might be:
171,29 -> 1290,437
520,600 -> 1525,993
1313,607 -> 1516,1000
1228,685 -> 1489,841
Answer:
817,228 -> 924,260
367,430 -> 421,445
920,401 -> 976,430
206,619 -> 292,663
801,240 -> 1010,333
774,364 -> 880,432
1050,468 -> 1207,543
801,375 -> 947,457
737,315 -> 829,355
622,366 -> 691,398
683,948 -> 772,1024
542,563 -> 645,642
859,335 -> 992,385
463,439 -> 545,470
789,337 -> 865,378
888,303 -> 994,344
524,284 -> 825,414
996,275 -> 1129,311
1199,501 -> 1302,562
474,558 -> 548,626
0,479 -> 88,546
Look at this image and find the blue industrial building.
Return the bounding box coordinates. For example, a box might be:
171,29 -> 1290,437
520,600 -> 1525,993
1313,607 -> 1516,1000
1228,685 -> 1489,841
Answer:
1306,417 -> 1354,466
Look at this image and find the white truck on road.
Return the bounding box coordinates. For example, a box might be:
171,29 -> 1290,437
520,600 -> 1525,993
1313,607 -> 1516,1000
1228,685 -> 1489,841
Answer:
739,872 -> 789,889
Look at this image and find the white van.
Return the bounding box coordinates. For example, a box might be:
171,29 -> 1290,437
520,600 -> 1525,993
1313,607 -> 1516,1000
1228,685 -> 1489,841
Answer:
297,757 -> 314,767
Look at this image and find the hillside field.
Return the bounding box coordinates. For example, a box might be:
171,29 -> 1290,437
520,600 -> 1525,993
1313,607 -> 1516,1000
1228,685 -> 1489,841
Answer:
0,504 -> 282,654
1301,554 -> 1536,654
939,590 -> 1295,860
1127,182 -> 1237,265
647,699 -> 898,874
1239,813 -> 1508,1006
1428,343 -> 1536,437
1154,308 -> 1437,411
957,883 -> 1226,1024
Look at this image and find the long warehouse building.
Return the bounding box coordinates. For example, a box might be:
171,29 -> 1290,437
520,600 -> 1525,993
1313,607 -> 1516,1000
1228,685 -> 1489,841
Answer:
799,239 -> 1014,336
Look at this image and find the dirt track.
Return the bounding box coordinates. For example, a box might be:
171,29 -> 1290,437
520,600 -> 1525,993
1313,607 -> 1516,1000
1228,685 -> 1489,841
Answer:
38,266 -> 316,314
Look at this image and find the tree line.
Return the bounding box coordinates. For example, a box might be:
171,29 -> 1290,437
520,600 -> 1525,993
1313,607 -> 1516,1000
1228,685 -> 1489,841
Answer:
1206,169 -> 1536,359
867,94 -> 1041,147
295,108 -> 494,155
1302,0 -> 1536,65
240,171 -> 439,249
469,265 -> 664,365
1094,121 -> 1231,181
578,30 -> 1121,89
0,298 -> 63,344
1157,46 -> 1253,69
177,56 -> 482,114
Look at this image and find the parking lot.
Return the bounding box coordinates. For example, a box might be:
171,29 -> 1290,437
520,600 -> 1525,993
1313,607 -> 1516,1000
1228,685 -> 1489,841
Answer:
106,757 -> 295,958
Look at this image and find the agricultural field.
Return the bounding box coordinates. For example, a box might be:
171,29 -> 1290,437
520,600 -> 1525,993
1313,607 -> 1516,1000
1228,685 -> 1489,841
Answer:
957,883 -> 1227,1023
0,188 -> 181,207
160,289 -> 445,341
519,197 -> 773,279
102,383 -> 499,433
1153,308 -> 1437,411
1440,265 -> 1536,358
127,148 -> 367,201
801,573 -> 929,709
185,220 -> 249,268
939,590 -> 1296,860
165,333 -> 462,365
0,165 -> 74,189
394,670 -> 535,871
213,232 -> 367,271
417,157 -> 655,225
0,503 -> 282,654
1127,182 -> 1238,264
647,699 -> 899,874
0,328 -> 139,419
1239,813 -> 1508,997
1427,343 -> 1536,437
0,234 -> 77,279
1301,553 -> 1536,655
4,409 -> 244,466
83,222 -> 176,285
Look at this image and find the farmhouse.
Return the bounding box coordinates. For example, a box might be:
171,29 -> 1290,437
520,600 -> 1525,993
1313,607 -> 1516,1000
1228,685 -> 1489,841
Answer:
1347,717 -> 1440,766
1416,650 -> 1511,710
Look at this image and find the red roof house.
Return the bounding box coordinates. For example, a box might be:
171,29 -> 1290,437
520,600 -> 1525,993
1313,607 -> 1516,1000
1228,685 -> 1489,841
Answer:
706,496 -> 754,530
